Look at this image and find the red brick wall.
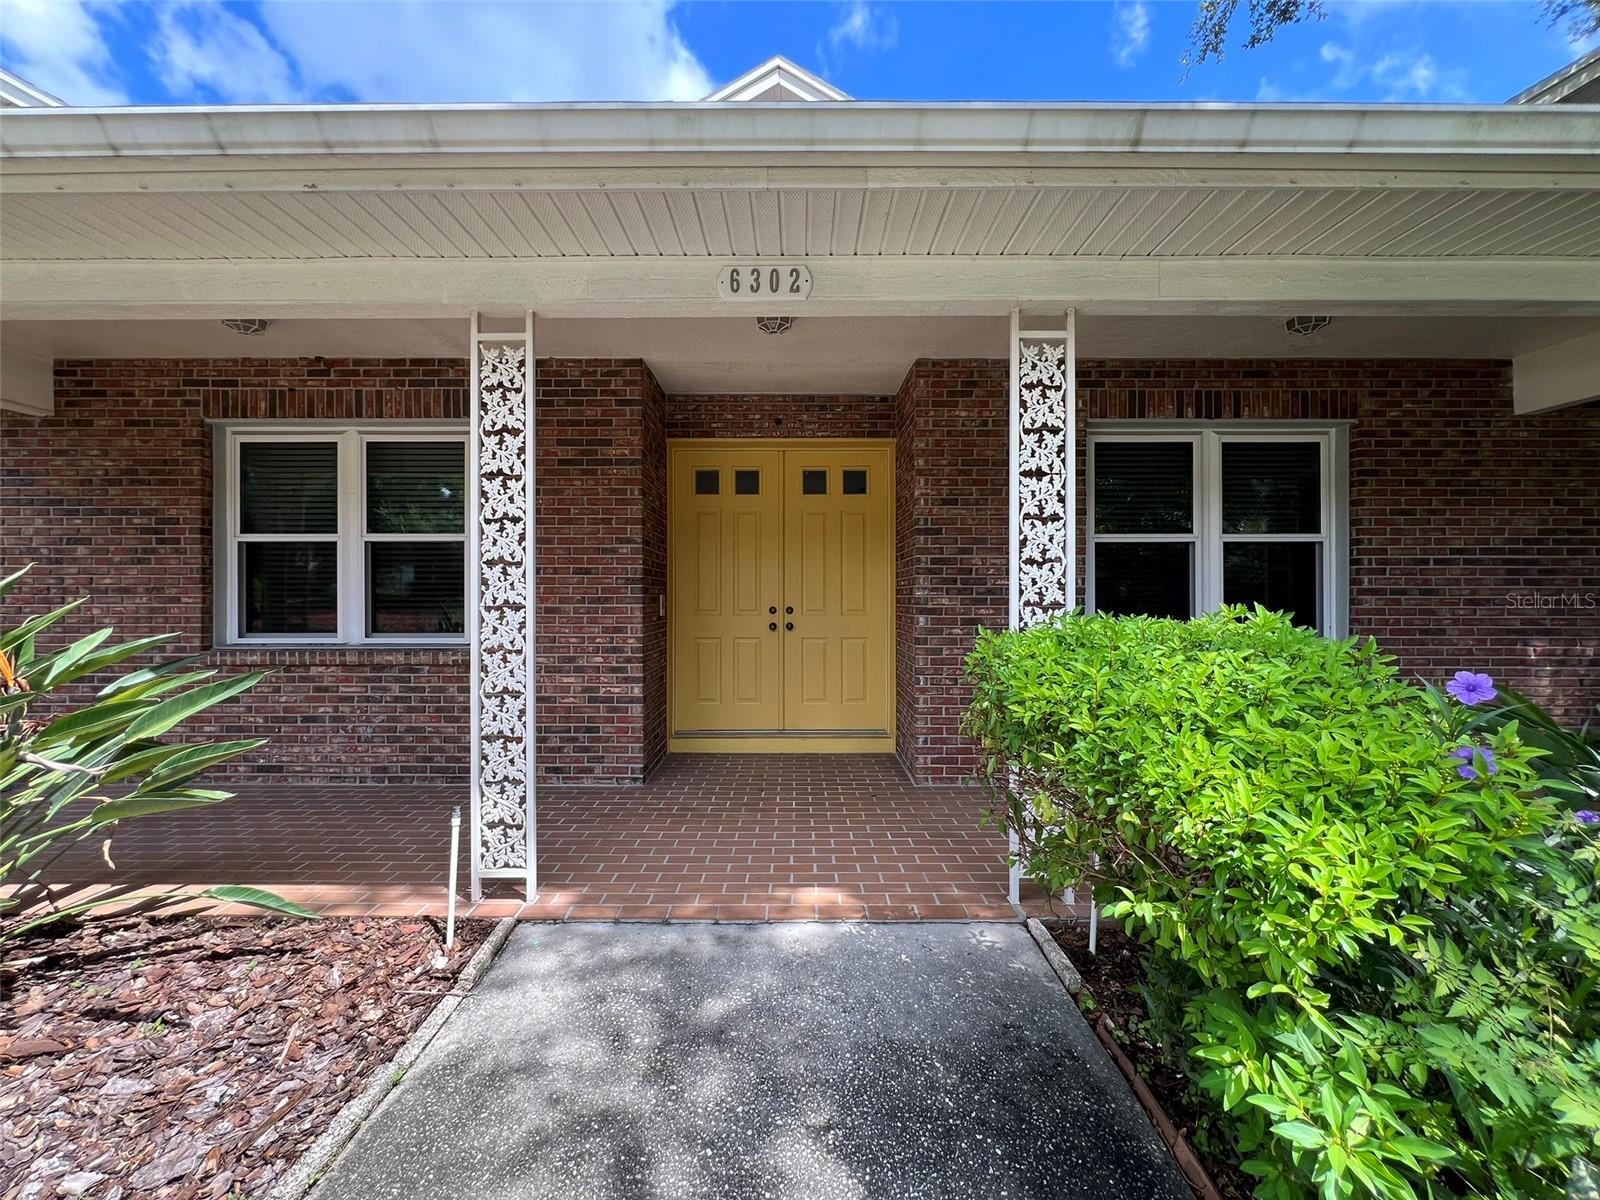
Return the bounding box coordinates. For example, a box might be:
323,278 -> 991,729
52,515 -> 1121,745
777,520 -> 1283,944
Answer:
1342,365 -> 1598,721
1,357 -> 665,785
1078,360 -> 1600,723
666,393 -> 893,440
893,361 -> 1010,783
535,360 -> 661,782
7,357 -> 1593,791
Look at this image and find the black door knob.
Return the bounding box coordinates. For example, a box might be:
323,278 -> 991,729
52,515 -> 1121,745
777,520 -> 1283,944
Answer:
769,622 -> 777,631
769,606 -> 777,614
785,622 -> 794,631
785,606 -> 793,614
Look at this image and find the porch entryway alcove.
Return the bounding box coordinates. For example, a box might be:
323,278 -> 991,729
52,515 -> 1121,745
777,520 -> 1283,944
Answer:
461,308 -> 1066,909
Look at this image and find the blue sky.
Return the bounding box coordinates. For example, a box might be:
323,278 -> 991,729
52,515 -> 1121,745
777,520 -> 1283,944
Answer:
0,0 -> 1594,108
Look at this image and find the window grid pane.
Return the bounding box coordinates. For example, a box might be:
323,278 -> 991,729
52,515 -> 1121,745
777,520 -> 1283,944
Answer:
1093,441 -> 1194,534
1092,542 -> 1194,620
1224,541 -> 1323,629
240,542 -> 338,635
367,542 -> 466,636
366,441 -> 465,534
1221,441 -> 1322,535
239,442 -> 338,534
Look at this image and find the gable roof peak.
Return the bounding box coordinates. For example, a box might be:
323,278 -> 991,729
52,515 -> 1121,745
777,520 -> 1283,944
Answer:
703,55 -> 851,103
0,67 -> 64,109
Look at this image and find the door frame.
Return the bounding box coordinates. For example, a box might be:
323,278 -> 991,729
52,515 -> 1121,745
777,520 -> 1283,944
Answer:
666,437 -> 896,754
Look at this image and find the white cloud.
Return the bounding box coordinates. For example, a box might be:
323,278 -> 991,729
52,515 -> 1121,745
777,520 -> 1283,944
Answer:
1318,41 -> 1360,90
152,1 -> 300,102
1258,35 -> 1469,102
828,0 -> 896,52
1111,0 -> 1150,69
252,0 -> 711,103
0,0 -> 127,104
1372,49 -> 1438,100
3,0 -> 712,107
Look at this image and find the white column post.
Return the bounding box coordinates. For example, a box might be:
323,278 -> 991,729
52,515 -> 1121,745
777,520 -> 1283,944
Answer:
1007,308 -> 1076,907
469,311 -> 538,903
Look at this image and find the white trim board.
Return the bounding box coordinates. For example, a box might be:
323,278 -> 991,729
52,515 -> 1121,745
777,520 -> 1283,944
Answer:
7,257 -> 1600,322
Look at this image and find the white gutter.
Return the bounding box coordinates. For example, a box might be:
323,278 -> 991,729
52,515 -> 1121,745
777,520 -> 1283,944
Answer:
3,101 -> 1599,161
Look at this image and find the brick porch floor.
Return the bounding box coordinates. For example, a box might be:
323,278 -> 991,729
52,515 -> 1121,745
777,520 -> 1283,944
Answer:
39,755 -> 1052,921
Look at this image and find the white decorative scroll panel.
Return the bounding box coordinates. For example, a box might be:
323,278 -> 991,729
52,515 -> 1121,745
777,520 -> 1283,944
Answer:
1016,338 -> 1071,627
471,331 -> 534,888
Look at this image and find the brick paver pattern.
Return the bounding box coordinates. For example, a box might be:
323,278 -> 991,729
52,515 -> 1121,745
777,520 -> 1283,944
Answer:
38,755 -> 1053,922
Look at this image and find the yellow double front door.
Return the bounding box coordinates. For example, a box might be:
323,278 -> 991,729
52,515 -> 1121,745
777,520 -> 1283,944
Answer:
669,440 -> 894,751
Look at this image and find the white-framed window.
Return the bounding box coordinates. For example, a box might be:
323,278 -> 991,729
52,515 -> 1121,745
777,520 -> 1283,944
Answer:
215,424 -> 469,646
1086,423 -> 1349,636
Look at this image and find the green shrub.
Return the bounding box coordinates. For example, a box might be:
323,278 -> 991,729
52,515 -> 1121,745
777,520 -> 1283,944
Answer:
965,608 -> 1600,1200
2,565 -> 316,943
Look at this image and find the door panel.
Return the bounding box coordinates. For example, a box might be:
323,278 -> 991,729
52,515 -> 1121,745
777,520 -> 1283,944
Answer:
670,448 -> 783,732
670,442 -> 892,742
781,447 -> 893,734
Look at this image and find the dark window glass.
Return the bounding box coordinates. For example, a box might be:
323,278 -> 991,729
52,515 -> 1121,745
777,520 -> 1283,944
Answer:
240,542 -> 338,634
1224,542 -> 1321,629
842,469 -> 868,495
368,543 -> 465,636
734,469 -> 760,495
694,469 -> 719,495
802,469 -> 827,495
1093,442 -> 1193,534
1093,543 -> 1193,619
367,441 -> 465,534
1222,442 -> 1321,534
239,442 -> 337,534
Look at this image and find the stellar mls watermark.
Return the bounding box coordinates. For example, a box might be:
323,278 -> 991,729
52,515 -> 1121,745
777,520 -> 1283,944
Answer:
1505,589 -> 1598,610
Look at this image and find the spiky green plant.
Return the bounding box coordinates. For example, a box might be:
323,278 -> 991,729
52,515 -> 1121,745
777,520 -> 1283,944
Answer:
1,565 -> 315,944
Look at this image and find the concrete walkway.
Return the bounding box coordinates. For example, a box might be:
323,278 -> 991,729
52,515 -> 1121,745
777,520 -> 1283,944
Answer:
311,923 -> 1189,1200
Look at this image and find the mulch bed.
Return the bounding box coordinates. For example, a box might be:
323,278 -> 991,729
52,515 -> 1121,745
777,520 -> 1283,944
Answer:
1,914 -> 493,1200
1051,923 -> 1254,1200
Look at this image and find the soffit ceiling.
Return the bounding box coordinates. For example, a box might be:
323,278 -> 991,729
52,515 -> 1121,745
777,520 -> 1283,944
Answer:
5,184 -> 1599,262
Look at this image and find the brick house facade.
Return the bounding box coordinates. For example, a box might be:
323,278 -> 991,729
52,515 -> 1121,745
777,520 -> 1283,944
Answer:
5,355 -> 1595,788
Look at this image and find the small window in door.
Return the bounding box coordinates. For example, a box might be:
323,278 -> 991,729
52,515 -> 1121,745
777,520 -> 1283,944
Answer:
734,469 -> 761,495
842,469 -> 868,495
694,469 -> 720,495
802,469 -> 827,495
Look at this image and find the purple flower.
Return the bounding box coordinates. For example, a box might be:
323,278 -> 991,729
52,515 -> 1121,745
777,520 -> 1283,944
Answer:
1576,810 -> 1600,826
1452,745 -> 1498,781
1445,671 -> 1498,706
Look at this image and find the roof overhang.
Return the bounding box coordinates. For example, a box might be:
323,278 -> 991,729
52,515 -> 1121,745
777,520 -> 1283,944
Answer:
2,100 -> 1598,325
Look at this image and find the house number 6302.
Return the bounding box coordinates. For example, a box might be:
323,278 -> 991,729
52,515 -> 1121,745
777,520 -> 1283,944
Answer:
717,264 -> 812,300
